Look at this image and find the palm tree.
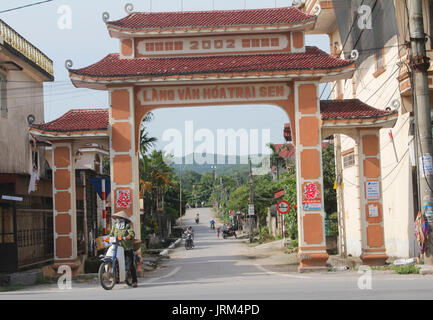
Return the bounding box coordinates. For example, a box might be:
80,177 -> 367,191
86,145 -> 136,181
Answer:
139,112 -> 157,158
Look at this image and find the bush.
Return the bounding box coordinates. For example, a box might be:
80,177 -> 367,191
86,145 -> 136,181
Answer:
84,256 -> 102,274
288,238 -> 298,249
258,226 -> 272,243
390,264 -> 420,274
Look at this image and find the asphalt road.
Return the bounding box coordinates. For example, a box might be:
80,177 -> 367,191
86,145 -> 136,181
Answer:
2,207 -> 433,300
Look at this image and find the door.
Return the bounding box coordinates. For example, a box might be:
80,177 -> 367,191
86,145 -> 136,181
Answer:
0,202 -> 18,272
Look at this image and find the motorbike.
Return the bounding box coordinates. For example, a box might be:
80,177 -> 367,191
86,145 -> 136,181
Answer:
223,228 -> 237,239
98,236 -> 139,290
195,217 -> 199,224
210,223 -> 215,230
184,232 -> 194,250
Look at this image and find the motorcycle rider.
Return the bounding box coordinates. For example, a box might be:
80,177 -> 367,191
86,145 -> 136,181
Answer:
195,213 -> 200,223
109,211 -> 137,288
210,218 -> 215,229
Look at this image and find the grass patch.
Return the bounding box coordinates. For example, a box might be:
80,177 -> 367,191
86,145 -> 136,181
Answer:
0,285 -> 24,292
390,264 -> 420,274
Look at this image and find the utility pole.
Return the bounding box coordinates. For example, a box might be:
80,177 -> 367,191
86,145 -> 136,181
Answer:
335,134 -> 347,258
248,156 -> 255,243
408,0 -> 433,264
179,164 -> 182,226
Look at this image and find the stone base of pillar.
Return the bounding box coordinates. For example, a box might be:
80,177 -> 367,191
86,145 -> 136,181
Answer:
360,253 -> 388,266
297,252 -> 329,272
52,258 -> 81,276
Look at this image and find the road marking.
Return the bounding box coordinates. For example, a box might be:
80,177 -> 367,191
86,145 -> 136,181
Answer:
253,264 -> 311,279
145,266 -> 182,283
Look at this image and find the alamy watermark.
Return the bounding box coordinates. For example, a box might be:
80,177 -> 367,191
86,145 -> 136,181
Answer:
161,120 -> 274,175
357,265 -> 372,290
57,5 -> 72,30
57,265 -> 72,290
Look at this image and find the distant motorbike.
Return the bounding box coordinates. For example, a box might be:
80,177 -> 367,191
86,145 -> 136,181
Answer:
184,232 -> 194,250
223,228 -> 237,239
98,236 -> 139,290
195,217 -> 199,224
210,223 -> 215,230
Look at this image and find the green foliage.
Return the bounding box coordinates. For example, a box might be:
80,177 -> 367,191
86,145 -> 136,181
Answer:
257,226 -> 273,243
322,143 -> 337,215
390,264 -> 420,274
326,212 -> 339,236
288,238 -> 298,249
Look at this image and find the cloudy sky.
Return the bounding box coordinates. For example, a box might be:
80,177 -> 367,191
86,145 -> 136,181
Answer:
1,0 -> 330,157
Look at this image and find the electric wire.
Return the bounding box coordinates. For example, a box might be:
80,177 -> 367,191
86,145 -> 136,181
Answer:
0,0 -> 54,14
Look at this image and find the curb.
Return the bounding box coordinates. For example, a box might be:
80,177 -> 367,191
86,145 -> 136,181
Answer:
160,238 -> 182,256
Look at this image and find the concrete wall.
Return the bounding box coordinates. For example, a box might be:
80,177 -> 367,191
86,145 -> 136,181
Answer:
0,69 -> 44,176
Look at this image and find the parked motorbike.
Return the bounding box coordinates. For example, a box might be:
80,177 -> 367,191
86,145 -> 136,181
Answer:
184,232 -> 194,250
223,228 -> 237,239
98,236 -> 139,290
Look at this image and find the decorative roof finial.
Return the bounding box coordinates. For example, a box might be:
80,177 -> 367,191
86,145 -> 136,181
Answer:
102,12 -> 110,23
292,0 -> 304,8
350,49 -> 359,61
65,59 -> 73,70
313,3 -> 321,16
125,3 -> 134,14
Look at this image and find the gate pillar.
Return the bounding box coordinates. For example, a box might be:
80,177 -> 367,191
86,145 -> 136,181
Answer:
357,130 -> 387,265
109,87 -> 141,242
51,141 -> 78,269
294,82 -> 328,272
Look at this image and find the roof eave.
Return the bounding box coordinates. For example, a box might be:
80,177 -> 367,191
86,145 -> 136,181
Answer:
106,19 -> 316,39
69,65 -> 356,89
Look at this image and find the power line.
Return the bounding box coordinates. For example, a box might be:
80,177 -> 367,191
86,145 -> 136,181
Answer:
0,0 -> 54,14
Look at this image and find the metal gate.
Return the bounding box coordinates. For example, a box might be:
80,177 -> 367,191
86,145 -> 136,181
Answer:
16,209 -> 53,268
0,202 -> 18,272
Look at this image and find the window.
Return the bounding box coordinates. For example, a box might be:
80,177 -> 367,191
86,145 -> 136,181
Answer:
343,153 -> 355,169
373,48 -> 386,78
0,73 -> 7,118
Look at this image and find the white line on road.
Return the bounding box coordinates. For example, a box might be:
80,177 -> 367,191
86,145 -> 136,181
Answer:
145,266 -> 182,283
253,264 -> 311,279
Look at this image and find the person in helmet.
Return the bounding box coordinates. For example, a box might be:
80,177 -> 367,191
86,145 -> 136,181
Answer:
109,211 -> 137,287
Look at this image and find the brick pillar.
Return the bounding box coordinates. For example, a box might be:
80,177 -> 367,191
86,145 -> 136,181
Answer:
294,82 -> 328,272
109,87 -> 141,240
358,130 -> 388,265
52,142 -> 78,268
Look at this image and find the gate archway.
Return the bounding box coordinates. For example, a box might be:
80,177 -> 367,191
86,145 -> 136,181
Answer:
31,5 -> 398,272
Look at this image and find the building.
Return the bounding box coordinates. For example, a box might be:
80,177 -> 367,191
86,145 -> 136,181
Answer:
300,0 -> 433,259
0,19 -> 54,272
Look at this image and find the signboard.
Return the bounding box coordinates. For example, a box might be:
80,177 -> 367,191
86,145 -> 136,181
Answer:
137,83 -> 291,106
302,182 -> 322,211
365,181 -> 380,200
248,204 -> 255,216
277,200 -> 290,215
368,203 -> 379,217
116,189 -> 131,209
419,155 -> 433,177
136,34 -> 289,57
1,195 -> 23,202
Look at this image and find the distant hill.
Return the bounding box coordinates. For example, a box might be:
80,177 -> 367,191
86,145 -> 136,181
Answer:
169,154 -> 266,175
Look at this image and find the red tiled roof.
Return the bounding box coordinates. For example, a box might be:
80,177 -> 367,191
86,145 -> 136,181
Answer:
70,47 -> 353,79
320,99 -> 397,120
273,144 -> 295,158
107,7 -> 315,31
31,109 -> 108,132
29,100 -> 395,134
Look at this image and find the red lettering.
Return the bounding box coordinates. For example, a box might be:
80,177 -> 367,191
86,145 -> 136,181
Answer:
168,90 -> 175,100
211,88 -> 219,99
259,87 -> 267,98
192,89 -> 200,100
219,88 -> 227,99
276,86 -> 284,97
190,41 -> 199,50
142,90 -> 151,102
185,88 -> 192,100
152,89 -> 159,101
214,40 -> 223,49
226,39 -> 235,48
178,89 -> 185,100
202,40 -> 211,50
235,87 -> 244,98
203,88 -> 211,99
268,86 -> 276,97
228,87 -> 235,98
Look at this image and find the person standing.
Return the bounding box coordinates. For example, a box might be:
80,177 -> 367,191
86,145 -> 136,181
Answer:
109,211 -> 138,288
216,225 -> 221,239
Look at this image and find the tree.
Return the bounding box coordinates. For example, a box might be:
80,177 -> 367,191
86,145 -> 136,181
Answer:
139,112 -> 157,158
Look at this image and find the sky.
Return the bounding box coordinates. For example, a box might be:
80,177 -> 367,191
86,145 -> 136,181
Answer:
1,0 -> 331,157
